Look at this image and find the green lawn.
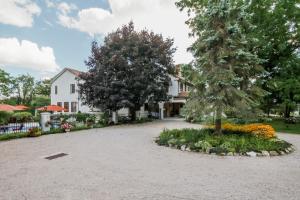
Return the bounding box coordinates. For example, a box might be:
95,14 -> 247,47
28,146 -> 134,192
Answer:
267,120 -> 300,134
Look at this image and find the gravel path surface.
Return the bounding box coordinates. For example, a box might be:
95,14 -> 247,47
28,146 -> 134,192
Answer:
0,118 -> 300,200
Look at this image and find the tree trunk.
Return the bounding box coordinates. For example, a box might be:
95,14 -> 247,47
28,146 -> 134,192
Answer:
215,105 -> 222,135
130,108 -> 136,121
284,104 -> 290,118
267,98 -> 271,117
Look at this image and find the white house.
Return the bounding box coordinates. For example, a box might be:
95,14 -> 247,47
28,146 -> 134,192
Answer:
51,68 -> 91,113
50,67 -> 191,119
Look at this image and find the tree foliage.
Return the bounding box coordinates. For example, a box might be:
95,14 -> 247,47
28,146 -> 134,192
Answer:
11,74 -> 35,105
0,69 -> 50,107
35,79 -> 51,97
247,0 -> 300,117
0,68 -> 12,97
177,0 -> 264,133
79,22 -> 176,120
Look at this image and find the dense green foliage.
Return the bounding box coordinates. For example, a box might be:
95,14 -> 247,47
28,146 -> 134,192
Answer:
156,128 -> 292,154
78,22 -> 175,120
177,0 -> 264,133
247,0 -> 300,118
0,132 -> 29,141
35,79 -> 51,96
27,127 -> 42,137
0,111 -> 35,124
0,111 -> 13,125
10,112 -> 33,123
0,69 -> 50,108
178,0 -> 300,131
0,69 -> 11,97
11,74 -> 36,105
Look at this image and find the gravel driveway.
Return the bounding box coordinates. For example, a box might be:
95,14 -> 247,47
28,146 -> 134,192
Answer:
0,118 -> 300,200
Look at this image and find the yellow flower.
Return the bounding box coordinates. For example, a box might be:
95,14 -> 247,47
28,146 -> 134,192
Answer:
208,123 -> 276,138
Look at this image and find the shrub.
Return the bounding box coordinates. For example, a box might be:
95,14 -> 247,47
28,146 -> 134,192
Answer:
0,132 -> 28,141
136,117 -> 153,124
86,115 -> 96,127
43,128 -> 64,135
0,111 -> 13,125
168,138 -> 178,146
156,128 -> 292,155
98,112 -> 109,125
75,113 -> 90,122
284,117 -> 298,124
227,118 -> 246,125
194,140 -> 212,152
10,112 -> 33,123
27,127 -> 42,137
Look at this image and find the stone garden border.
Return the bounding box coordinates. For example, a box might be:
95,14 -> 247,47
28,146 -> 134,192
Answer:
165,144 -> 296,157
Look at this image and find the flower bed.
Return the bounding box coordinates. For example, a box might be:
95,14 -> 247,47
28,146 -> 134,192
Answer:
221,123 -> 276,138
155,128 -> 294,157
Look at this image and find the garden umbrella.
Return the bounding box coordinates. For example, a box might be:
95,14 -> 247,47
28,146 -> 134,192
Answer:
0,104 -> 18,111
14,105 -> 29,111
37,105 -> 66,112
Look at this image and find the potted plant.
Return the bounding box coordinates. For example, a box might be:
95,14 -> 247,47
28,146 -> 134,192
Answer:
61,122 -> 73,132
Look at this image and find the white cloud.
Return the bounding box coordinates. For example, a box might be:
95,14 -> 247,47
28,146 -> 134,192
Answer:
45,1 -> 77,14
57,2 -> 77,15
45,0 -> 55,8
0,37 -> 60,73
0,0 -> 41,27
58,0 -> 194,64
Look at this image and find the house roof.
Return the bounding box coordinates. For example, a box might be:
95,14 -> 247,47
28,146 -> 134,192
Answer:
51,68 -> 83,84
51,66 -> 193,86
66,68 -> 82,77
0,104 -> 19,111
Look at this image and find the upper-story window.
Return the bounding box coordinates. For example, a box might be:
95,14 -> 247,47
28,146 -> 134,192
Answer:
70,84 -> 75,94
55,86 -> 58,94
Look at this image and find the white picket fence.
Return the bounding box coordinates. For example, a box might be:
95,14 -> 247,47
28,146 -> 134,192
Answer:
0,122 -> 40,134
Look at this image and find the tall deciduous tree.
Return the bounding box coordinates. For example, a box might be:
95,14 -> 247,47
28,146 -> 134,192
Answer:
35,79 -> 51,97
79,22 -> 175,120
12,74 -> 35,105
177,0 -> 264,134
247,0 -> 300,118
0,68 -> 12,97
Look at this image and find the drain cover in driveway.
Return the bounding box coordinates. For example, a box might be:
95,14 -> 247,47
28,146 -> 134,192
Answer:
45,153 -> 68,160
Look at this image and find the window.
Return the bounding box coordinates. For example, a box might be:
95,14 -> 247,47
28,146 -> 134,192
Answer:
71,102 -> 77,113
55,86 -> 58,94
64,102 -> 69,112
57,102 -> 62,107
70,84 -> 75,94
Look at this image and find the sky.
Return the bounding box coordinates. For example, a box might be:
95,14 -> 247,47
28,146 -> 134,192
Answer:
0,0 -> 194,80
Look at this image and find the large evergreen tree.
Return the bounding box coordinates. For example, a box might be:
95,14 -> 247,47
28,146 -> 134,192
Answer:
78,22 -> 175,120
177,0 -> 264,134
